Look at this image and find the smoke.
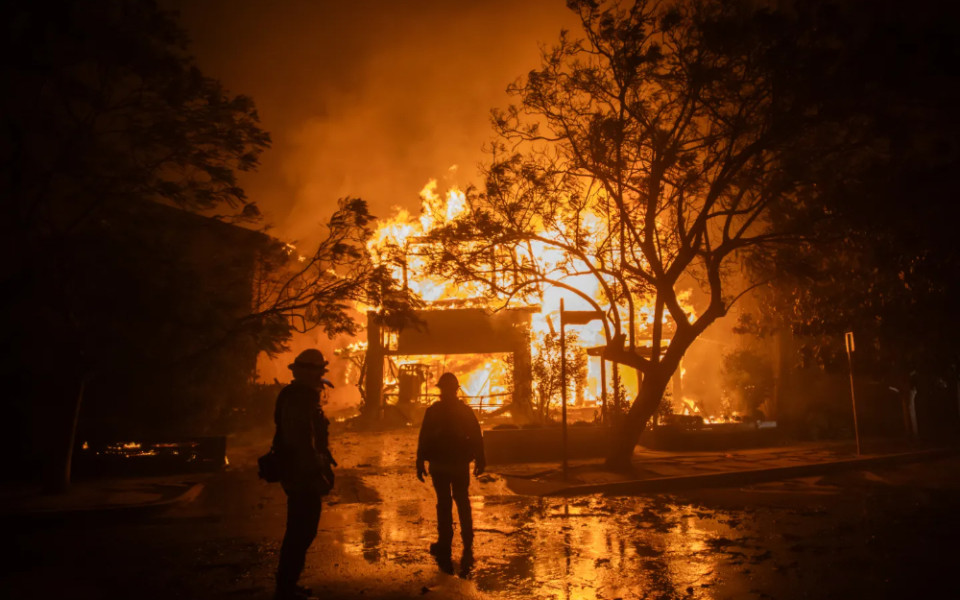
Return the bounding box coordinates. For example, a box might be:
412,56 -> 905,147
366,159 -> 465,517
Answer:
171,0 -> 576,242
168,2 -> 774,416
167,0 -> 577,403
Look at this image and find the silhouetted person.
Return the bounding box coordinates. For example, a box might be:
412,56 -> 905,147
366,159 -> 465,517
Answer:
274,349 -> 336,600
416,372 -> 485,574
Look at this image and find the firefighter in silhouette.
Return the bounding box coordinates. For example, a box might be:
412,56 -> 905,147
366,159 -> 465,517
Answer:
416,372 -> 486,573
274,349 -> 336,600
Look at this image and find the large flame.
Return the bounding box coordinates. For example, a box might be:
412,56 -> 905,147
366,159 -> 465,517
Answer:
358,179 -> 700,418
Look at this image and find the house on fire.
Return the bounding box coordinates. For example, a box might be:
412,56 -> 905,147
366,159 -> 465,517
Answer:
361,305 -> 538,422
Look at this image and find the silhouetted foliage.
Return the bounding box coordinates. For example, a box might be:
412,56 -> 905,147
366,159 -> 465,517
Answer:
0,0 -> 277,490
427,0 -> 853,467
531,330 -> 588,423
1,0 -> 270,228
721,347 -> 773,418
0,1 -> 418,489
247,197 -> 422,346
737,0 -> 960,436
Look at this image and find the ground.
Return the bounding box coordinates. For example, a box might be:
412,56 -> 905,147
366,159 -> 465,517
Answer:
4,427 -> 960,599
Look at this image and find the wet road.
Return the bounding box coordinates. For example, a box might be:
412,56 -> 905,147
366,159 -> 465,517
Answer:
6,428 -> 960,599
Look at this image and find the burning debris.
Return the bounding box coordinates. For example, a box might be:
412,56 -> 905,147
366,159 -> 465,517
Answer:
75,438 -> 227,476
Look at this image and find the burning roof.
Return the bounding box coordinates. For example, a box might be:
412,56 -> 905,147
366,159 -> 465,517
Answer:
343,179 -> 700,421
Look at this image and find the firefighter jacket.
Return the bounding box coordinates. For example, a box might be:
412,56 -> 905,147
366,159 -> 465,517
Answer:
274,380 -> 334,487
417,397 -> 485,472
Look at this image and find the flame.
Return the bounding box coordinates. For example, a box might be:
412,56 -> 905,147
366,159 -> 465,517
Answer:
681,397 -> 701,415
355,179 -> 700,413
364,182 -> 485,305
335,341 -> 368,356
703,411 -> 743,425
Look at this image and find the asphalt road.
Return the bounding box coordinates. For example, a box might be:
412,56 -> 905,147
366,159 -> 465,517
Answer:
5,429 -> 960,600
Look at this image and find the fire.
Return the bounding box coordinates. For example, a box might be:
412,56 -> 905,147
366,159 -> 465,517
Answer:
90,441 -> 160,458
374,353 -> 513,413
418,180 -> 468,230
355,178 -> 701,418
681,397 -> 701,415
364,183 -> 486,304
703,412 -> 743,425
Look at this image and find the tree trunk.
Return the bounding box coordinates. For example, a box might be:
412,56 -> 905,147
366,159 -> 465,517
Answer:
45,376 -> 86,494
605,372 -> 669,471
508,399 -> 537,425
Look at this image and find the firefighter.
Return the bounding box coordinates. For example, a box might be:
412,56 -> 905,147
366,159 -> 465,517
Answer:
274,349 -> 336,600
416,372 -> 486,573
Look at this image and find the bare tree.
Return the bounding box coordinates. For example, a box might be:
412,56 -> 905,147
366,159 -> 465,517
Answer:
428,0 -> 836,468
244,197 -> 421,345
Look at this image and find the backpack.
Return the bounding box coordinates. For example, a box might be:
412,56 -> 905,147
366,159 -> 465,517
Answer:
260,391 -> 336,493
258,428 -> 282,483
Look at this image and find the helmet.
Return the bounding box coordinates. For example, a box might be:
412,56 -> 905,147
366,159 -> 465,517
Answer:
288,348 -> 328,371
436,372 -> 460,392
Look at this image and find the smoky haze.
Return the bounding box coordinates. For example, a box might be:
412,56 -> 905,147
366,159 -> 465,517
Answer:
166,1 -> 577,408
171,0 -> 576,244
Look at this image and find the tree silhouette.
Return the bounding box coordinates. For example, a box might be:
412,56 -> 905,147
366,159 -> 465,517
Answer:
0,1 -> 414,490
531,330 -> 588,423
427,0 -> 848,467
739,0 -> 960,437
245,197 -> 421,348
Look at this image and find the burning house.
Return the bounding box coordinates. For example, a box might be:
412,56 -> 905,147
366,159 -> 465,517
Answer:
361,306 -> 537,422
338,182 -> 706,437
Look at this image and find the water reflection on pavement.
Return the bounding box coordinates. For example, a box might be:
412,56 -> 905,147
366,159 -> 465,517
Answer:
303,428 -> 769,600
8,426 -> 959,599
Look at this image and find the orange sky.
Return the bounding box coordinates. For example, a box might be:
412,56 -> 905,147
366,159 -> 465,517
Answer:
171,0 -> 576,245
166,1 -> 578,401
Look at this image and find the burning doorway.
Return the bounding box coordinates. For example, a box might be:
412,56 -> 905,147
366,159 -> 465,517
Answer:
362,306 -> 536,423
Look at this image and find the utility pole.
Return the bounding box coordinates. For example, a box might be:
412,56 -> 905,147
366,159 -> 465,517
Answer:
560,298 -> 568,480
844,331 -> 862,455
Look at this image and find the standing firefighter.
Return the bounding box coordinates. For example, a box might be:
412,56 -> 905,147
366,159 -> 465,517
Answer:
416,372 -> 486,574
273,349 -> 336,600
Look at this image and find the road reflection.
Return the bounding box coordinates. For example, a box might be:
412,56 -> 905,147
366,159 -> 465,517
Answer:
360,507 -> 382,563
323,428 -> 757,599
330,485 -> 750,599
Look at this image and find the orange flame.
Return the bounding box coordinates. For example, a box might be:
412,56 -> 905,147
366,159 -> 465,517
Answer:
357,179 -> 700,412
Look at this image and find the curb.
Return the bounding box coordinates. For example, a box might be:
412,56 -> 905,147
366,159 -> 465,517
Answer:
534,447 -> 959,496
1,481 -> 205,524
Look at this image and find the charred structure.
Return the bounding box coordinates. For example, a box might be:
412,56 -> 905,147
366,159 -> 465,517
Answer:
363,306 -> 536,423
